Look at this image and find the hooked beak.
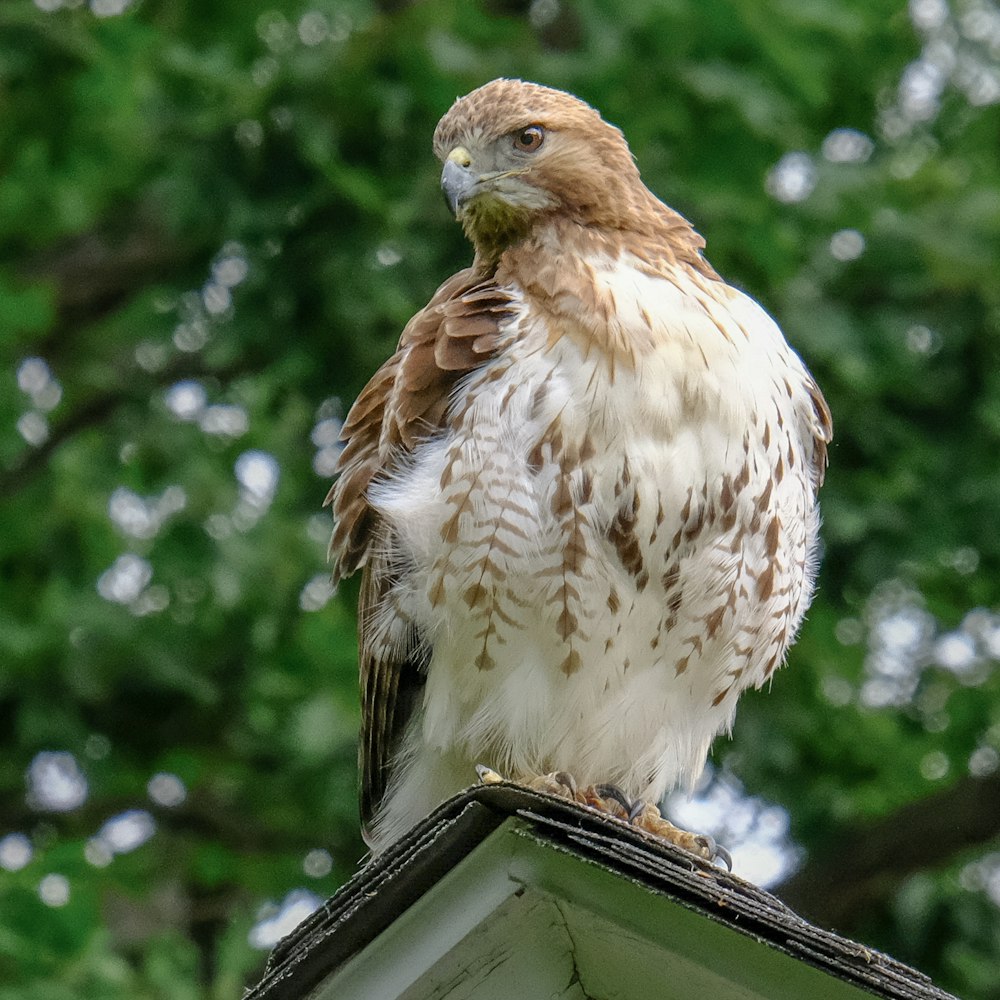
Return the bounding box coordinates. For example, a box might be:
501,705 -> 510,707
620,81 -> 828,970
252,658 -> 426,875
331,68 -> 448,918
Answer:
441,147 -> 478,217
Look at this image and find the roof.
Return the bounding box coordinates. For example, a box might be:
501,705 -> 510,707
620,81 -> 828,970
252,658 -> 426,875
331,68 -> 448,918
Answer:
246,784 -> 958,1000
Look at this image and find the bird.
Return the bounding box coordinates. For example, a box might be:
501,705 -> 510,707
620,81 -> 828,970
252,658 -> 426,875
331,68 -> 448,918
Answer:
327,78 -> 831,861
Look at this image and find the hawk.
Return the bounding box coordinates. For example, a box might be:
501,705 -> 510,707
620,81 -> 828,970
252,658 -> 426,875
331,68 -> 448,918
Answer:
328,79 -> 831,860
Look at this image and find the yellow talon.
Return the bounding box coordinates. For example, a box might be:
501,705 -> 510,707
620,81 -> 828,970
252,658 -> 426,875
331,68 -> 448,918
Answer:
475,763 -> 504,784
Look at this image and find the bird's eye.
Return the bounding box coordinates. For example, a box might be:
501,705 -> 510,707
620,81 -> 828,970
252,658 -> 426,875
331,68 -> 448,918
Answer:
512,125 -> 545,153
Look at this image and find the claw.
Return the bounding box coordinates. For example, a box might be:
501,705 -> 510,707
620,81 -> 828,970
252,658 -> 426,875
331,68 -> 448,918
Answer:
593,783 -> 634,814
627,799 -> 647,824
712,841 -> 733,871
476,763 -> 504,785
529,770 -> 579,799
690,833 -> 732,870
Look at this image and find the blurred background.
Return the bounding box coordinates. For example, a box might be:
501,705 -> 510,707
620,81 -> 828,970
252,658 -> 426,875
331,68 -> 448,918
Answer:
2,0 -> 999,996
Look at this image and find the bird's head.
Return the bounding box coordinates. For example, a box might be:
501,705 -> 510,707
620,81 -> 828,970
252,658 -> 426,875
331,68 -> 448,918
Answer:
433,79 -> 645,263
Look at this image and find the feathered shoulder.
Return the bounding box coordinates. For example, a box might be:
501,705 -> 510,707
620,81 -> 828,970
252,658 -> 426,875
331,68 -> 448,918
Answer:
327,267 -> 519,583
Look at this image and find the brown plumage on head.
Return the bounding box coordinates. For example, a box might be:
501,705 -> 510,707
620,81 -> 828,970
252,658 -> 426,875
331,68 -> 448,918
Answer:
432,78 -> 703,265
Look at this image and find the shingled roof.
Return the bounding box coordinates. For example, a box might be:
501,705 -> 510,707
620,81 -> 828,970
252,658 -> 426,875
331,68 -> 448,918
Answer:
246,784 -> 957,1000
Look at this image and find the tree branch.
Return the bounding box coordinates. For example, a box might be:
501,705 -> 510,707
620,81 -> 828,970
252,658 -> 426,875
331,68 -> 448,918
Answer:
775,772 -> 1000,930
20,206 -> 201,364
0,356 -> 250,499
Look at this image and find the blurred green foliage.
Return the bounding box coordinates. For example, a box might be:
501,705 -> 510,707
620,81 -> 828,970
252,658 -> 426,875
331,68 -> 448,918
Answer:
1,0 -> 999,997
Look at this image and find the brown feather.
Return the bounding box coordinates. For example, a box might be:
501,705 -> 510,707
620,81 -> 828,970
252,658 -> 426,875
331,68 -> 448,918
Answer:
329,267 -> 517,583
356,542 -> 427,837
806,377 -> 833,489
328,267 -> 518,832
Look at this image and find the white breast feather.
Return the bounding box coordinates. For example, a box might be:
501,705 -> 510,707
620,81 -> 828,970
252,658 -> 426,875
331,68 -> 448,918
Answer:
365,257 -> 821,851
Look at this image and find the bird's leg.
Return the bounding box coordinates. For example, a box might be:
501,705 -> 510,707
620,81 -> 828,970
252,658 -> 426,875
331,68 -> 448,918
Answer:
475,766 -> 730,868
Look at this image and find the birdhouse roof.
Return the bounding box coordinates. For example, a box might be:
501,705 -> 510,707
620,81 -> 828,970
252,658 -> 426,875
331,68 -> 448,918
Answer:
247,784 -> 956,1000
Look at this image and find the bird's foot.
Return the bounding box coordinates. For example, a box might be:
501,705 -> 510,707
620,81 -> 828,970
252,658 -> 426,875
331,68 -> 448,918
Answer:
589,781 -> 731,868
627,799 -> 732,870
476,764 -> 584,801
474,765 -> 731,869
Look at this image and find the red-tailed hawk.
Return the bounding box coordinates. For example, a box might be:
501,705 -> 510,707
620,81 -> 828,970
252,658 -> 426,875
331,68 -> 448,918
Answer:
328,79 -> 831,860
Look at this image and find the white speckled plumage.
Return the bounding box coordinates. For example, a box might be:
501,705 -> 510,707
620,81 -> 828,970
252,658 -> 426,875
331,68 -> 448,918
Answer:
361,259 -> 825,850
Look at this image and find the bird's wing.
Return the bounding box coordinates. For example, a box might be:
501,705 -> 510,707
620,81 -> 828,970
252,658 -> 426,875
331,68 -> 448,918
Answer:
327,266 -> 519,835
